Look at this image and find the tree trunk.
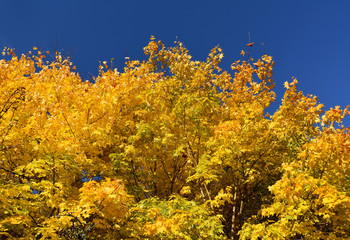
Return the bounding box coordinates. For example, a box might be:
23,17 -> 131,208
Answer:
230,186 -> 244,240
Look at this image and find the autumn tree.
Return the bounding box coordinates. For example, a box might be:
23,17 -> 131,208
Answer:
0,38 -> 349,239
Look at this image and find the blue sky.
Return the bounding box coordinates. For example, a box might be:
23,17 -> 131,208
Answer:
1,0 -> 349,123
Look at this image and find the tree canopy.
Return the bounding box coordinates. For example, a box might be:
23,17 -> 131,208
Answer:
0,39 -> 349,239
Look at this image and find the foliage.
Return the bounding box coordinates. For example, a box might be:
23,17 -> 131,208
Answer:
128,195 -> 225,239
0,39 -> 349,239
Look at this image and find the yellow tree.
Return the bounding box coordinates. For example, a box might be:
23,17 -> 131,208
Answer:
186,54 -> 284,239
0,48 -> 132,239
0,39 -> 349,240
240,83 -> 350,239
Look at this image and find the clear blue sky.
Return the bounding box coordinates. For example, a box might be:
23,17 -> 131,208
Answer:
1,0 -> 349,124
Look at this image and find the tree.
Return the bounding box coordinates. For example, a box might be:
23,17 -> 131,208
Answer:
0,39 -> 349,239
240,104 -> 350,239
